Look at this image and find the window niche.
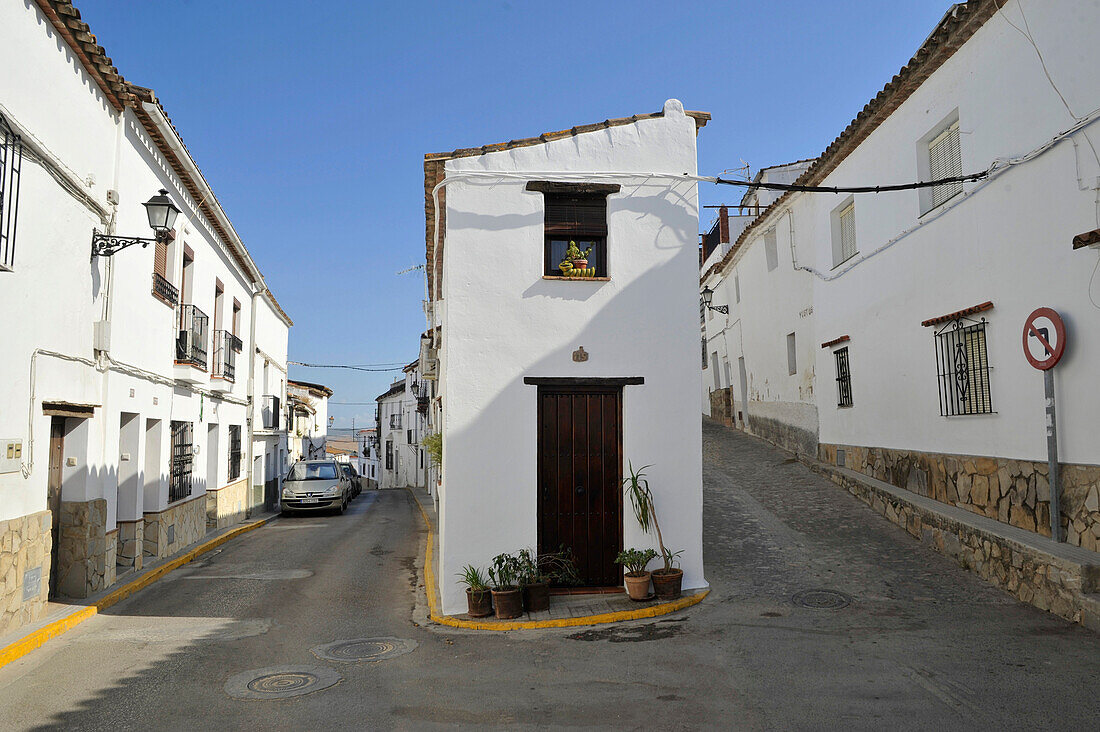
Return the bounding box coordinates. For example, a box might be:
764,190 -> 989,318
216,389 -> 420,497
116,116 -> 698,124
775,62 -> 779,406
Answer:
527,181 -> 619,279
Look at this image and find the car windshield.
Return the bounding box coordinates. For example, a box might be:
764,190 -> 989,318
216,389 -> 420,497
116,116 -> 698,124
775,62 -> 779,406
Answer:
288,463 -> 337,481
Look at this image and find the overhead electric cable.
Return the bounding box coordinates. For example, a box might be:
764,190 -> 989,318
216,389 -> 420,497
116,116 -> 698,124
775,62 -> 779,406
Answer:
711,170 -> 990,194
289,360 -> 406,372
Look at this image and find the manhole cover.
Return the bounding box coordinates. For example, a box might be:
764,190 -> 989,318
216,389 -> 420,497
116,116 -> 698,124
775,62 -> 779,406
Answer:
311,637 -> 418,663
224,665 -> 342,700
792,589 -> 852,610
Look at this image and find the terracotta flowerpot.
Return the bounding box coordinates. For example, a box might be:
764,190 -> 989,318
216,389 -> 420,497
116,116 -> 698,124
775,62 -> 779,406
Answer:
491,587 -> 523,619
522,581 -> 551,612
623,571 -> 652,601
571,258 -> 588,270
651,568 -> 683,601
466,588 -> 492,618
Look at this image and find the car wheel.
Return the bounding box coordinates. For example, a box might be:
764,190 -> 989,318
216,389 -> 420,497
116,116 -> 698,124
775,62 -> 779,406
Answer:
334,497 -> 346,515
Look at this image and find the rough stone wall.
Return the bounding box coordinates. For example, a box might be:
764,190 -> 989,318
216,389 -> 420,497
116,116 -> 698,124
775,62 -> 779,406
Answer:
143,494 -> 207,560
808,461 -> 1100,631
117,519 -> 143,571
747,414 -> 818,456
820,443 -> 1100,552
57,499 -> 107,599
206,478 -> 249,531
0,511 -> 51,637
708,388 -> 734,427
104,530 -> 116,587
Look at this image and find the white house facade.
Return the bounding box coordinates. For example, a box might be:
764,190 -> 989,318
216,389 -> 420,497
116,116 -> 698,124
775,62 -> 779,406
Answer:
701,0 -> 1100,553
375,362 -> 429,492
287,379 -> 331,463
425,100 -> 709,614
0,0 -> 290,636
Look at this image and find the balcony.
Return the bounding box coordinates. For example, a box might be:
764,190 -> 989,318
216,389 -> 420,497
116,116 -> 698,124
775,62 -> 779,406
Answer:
261,395 -> 281,431
389,413 -> 402,429
152,272 -> 178,306
229,332 -> 243,353
175,304 -> 208,382
211,329 -> 236,388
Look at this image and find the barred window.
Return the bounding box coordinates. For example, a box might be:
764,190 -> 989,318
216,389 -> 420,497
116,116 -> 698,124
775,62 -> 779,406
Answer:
834,347 -> 853,407
934,319 -> 992,416
170,421 -> 193,502
1,113 -> 23,272
228,425 -> 241,481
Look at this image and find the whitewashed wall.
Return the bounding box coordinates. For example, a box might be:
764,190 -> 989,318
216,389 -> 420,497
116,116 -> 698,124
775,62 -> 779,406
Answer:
810,0 -> 1100,465
437,101 -> 705,614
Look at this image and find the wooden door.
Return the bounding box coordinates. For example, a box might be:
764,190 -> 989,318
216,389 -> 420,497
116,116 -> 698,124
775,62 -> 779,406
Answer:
47,417 -> 64,597
537,386 -> 622,587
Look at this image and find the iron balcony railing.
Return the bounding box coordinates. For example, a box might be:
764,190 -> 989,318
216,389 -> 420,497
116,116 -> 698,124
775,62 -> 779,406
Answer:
213,329 -> 236,380
176,304 -> 209,369
229,332 -> 243,353
152,272 -> 178,305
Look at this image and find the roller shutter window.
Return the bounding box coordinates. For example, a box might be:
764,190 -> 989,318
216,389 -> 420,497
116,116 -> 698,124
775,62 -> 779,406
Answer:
928,120 -> 963,210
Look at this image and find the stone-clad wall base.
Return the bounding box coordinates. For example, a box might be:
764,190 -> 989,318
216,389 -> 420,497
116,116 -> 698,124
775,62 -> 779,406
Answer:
0,511 -> 52,638
117,519 -> 143,571
143,493 -> 207,560
57,499 -> 107,599
206,478 -> 250,531
104,530 -> 116,588
820,444 -> 1100,551
808,461 -> 1100,631
708,388 -> 734,427
747,414 -> 817,457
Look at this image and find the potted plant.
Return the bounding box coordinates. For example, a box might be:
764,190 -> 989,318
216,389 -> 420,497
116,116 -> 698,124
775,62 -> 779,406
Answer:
615,547 -> 657,601
623,462 -> 684,601
560,241 -> 593,276
457,564 -> 492,617
517,548 -> 550,612
488,552 -> 523,619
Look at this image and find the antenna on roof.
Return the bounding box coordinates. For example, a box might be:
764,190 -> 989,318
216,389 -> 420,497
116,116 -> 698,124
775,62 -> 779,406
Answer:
397,264 -> 425,275
718,161 -> 752,181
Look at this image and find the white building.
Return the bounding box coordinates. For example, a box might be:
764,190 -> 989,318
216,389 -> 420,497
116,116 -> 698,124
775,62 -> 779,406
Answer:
0,0 -> 291,635
287,379 -> 332,463
252,295 -> 293,511
425,100 -> 709,614
375,362 -> 429,491
702,0 -> 1100,551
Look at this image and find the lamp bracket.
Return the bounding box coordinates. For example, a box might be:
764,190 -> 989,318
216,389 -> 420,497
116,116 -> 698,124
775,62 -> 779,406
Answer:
91,228 -> 161,258
708,304 -> 730,315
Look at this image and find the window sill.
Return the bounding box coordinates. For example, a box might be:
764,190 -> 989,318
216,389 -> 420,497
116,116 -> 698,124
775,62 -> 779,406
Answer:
542,275 -> 611,282
830,252 -> 859,270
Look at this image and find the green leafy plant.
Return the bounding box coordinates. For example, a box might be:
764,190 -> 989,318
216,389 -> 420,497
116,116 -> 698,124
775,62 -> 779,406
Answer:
623,462 -> 677,572
421,431 -> 442,466
559,240 -> 594,272
514,547 -> 581,585
488,552 -> 522,590
456,564 -> 489,591
615,547 -> 658,575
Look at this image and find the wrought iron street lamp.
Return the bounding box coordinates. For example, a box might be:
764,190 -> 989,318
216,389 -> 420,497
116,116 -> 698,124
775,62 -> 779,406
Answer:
701,286 -> 728,315
91,189 -> 181,257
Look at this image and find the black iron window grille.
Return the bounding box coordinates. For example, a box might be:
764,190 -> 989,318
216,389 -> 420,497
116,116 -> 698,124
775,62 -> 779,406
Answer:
177,304 -> 209,369
834,347 -> 853,407
228,425 -> 241,481
213,330 -> 236,380
934,318 -> 993,416
385,440 -> 393,470
1,113 -> 23,272
229,332 -> 243,353
152,272 -> 179,305
170,420 -> 193,502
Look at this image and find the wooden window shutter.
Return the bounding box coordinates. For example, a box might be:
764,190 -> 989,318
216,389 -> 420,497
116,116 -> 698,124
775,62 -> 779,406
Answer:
153,240 -> 168,278
544,194 -> 607,237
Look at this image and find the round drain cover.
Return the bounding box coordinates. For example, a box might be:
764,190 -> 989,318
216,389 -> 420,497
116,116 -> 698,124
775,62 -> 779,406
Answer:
224,665 -> 342,700
311,637 -> 418,663
792,589 -> 852,610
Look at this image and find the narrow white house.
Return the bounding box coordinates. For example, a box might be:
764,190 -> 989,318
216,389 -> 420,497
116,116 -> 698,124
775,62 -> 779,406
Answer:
425,100 -> 709,614
0,0 -> 291,635
375,361 -> 429,491
287,379 -> 332,463
252,293 -> 293,511
702,0 -> 1100,555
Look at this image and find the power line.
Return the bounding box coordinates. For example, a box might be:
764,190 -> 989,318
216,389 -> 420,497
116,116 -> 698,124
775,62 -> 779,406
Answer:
712,170 -> 989,195
289,360 -> 406,372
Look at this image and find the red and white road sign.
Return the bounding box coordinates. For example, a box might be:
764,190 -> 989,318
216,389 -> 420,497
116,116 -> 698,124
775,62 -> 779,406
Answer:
1022,307 -> 1066,370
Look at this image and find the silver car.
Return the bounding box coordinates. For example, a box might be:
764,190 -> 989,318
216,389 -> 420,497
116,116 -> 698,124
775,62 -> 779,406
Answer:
281,460 -> 351,514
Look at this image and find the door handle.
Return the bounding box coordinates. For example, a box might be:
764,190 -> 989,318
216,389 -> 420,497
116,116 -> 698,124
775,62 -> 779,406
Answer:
575,485 -> 585,495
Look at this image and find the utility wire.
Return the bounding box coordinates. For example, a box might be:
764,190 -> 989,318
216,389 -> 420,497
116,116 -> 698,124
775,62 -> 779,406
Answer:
712,170 -> 989,194
289,360 -> 406,372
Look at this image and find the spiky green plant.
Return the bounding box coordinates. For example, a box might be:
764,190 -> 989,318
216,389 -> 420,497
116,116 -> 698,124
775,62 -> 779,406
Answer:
622,461 -> 676,572
456,564 -> 489,591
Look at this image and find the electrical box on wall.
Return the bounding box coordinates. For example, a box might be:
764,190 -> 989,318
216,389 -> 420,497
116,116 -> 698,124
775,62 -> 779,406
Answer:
1,439 -> 23,473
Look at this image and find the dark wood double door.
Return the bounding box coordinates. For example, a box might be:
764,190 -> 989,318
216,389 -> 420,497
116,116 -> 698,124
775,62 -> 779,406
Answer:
537,386 -> 623,587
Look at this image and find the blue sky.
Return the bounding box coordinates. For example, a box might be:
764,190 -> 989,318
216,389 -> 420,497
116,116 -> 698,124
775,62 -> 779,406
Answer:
76,0 -> 953,428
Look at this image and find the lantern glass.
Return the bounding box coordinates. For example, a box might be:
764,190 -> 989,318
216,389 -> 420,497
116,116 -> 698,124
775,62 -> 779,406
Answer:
701,286 -> 714,306
143,189 -> 181,234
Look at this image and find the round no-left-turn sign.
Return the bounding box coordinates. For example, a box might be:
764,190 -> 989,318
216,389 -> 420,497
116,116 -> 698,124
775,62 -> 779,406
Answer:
1022,307 -> 1066,370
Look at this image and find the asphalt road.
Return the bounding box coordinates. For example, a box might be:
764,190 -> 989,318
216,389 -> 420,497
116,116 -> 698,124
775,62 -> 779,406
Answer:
1,422 -> 1098,730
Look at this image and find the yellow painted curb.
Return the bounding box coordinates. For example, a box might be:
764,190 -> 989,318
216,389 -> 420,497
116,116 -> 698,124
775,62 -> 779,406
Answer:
405,488 -> 709,631
0,517 -> 269,670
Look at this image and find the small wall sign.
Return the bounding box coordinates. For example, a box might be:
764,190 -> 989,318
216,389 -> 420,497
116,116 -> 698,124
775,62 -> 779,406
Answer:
1022,307 -> 1067,370
572,346 -> 589,363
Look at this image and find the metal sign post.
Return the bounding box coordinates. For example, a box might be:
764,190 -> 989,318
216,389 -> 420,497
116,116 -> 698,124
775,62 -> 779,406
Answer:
1022,307 -> 1067,542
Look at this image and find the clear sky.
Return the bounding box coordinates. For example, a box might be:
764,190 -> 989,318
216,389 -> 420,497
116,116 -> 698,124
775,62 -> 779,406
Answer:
75,0 -> 954,429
